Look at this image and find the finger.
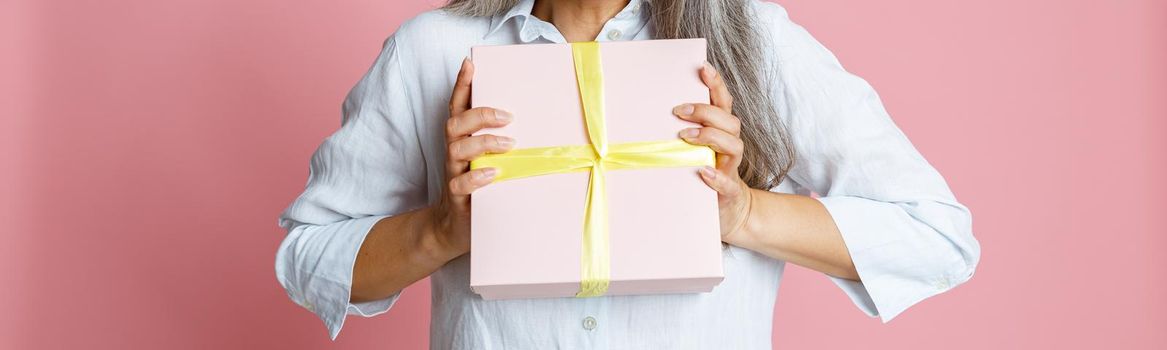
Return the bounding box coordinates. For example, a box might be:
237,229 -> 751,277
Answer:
446,107 -> 513,141
701,62 -> 733,113
449,167 -> 497,196
678,127 -> 744,170
698,166 -> 743,197
449,58 -> 474,117
446,134 -> 515,179
673,103 -> 741,136
448,134 -> 515,162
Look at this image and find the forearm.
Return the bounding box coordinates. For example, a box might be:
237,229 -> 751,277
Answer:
350,207 -> 461,303
724,189 -> 860,281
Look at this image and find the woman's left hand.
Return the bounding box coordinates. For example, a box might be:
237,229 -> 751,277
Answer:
674,62 -> 754,242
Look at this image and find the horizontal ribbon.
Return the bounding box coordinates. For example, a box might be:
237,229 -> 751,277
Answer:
470,41 -> 714,298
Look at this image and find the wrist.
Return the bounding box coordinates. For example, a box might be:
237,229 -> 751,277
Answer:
416,207 -> 463,266
723,187 -> 759,246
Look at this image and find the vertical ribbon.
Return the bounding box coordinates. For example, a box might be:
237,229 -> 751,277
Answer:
572,41 -> 610,297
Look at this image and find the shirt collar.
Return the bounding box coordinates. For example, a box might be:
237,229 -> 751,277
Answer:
485,0 -> 535,39
485,0 -> 650,42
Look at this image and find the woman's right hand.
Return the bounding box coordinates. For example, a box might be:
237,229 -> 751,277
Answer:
427,57 -> 515,260
350,58 -> 514,302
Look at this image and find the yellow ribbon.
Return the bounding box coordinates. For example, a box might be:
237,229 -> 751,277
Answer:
470,41 -> 715,297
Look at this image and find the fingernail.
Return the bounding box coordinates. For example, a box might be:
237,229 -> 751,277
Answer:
679,128 -> 700,139
702,62 -> 714,75
673,104 -> 694,116
478,168 -> 498,180
495,110 -> 513,122
496,136 -> 515,148
699,166 -> 717,178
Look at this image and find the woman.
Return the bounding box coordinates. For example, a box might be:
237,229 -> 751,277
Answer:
275,0 -> 980,348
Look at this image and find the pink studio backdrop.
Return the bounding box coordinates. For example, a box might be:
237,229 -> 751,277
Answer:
2,0 -> 1164,349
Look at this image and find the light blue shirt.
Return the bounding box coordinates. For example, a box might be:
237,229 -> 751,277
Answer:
275,0 -> 980,348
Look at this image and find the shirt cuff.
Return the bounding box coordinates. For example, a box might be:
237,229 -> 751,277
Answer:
277,214 -> 401,340
348,292 -> 401,317
817,196 -> 974,322
300,278 -> 402,341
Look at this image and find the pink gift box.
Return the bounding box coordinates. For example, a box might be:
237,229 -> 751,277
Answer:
469,39 -> 724,300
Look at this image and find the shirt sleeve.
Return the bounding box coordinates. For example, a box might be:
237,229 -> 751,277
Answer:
755,2 -> 981,321
274,35 -> 428,340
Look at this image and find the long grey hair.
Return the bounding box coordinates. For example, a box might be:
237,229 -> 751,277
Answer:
443,0 -> 795,189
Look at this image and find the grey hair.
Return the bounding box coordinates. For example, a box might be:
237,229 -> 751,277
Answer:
443,0 -> 795,189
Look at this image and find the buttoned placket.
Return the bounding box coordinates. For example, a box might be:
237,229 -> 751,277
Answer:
594,0 -> 647,43
614,1 -> 648,39
579,296 -> 610,349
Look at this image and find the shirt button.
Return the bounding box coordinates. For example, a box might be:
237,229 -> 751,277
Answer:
582,316 -> 597,331
607,29 -> 622,41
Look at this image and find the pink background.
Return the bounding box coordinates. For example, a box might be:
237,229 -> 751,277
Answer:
2,0 -> 1164,349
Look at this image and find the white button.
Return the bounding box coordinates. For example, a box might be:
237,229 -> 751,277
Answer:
631,3 -> 640,12
582,316 -> 597,330
607,29 -> 622,41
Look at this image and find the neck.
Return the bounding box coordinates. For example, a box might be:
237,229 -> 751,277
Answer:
532,0 -> 630,42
